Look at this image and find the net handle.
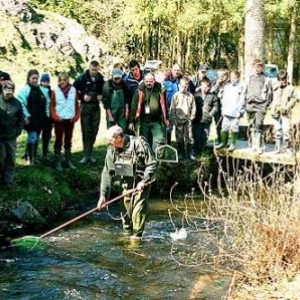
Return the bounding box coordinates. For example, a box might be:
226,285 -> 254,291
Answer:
40,179 -> 155,239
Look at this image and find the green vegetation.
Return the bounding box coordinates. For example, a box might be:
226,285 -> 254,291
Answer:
29,0 -> 300,81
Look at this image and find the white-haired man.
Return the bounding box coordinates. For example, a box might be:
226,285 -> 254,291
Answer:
97,125 -> 157,238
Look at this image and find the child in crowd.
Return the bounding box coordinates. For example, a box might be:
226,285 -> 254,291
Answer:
194,79 -> 218,155
270,70 -> 297,153
215,70 -> 245,151
170,77 -> 196,160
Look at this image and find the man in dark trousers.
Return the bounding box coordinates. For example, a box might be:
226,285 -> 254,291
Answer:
73,60 -> 105,163
97,125 -> 157,238
244,58 -> 272,154
0,81 -> 23,188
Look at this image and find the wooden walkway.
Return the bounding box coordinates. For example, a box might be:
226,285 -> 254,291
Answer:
212,139 -> 300,165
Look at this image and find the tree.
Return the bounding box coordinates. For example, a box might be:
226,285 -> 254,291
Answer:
244,0 -> 265,79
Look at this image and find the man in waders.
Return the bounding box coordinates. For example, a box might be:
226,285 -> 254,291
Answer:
101,68 -> 131,130
97,125 -> 157,238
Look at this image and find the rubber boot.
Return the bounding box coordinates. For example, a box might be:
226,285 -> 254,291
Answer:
228,132 -> 238,152
65,149 -> 76,170
42,139 -> 50,161
177,143 -> 185,161
21,148 -> 28,160
215,131 -> 228,150
54,148 -> 63,172
187,144 -> 196,160
253,132 -> 262,154
282,140 -> 291,154
87,144 -> 96,163
274,139 -> 281,154
27,143 -> 35,166
34,142 -> 40,164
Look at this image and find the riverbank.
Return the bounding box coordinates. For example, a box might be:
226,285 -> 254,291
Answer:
0,122 -> 215,243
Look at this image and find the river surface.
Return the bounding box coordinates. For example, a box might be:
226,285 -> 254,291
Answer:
0,198 -> 227,300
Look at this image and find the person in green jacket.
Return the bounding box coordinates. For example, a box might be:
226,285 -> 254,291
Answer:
101,68 -> 131,130
97,125 -> 157,238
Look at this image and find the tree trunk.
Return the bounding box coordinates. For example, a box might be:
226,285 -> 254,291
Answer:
244,0 -> 265,80
287,0 -> 298,84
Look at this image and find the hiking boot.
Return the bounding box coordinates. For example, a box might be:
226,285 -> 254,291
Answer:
80,156 -> 89,164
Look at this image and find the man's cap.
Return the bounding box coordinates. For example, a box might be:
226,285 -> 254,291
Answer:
106,125 -> 124,141
198,64 -> 208,71
0,71 -> 10,81
3,81 -> 15,93
112,68 -> 123,79
40,73 -> 50,82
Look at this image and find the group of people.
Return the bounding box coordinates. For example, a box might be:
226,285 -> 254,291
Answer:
0,57 -> 298,238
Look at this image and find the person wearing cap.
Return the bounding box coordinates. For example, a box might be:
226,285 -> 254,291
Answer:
0,81 -> 24,188
17,69 -> 50,166
244,58 -> 273,154
40,73 -> 53,160
128,72 -> 168,153
191,64 -> 210,93
50,72 -> 80,171
101,68 -> 131,130
0,72 -> 11,95
73,60 -> 105,164
97,125 -> 157,238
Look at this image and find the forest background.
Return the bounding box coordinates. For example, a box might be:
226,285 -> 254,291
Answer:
30,0 -> 299,81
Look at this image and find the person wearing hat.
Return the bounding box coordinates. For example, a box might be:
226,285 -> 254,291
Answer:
101,68 -> 131,131
39,73 -> 53,160
191,64 -> 210,93
97,125 -> 157,238
0,72 -> 11,95
0,81 -> 24,188
17,69 -> 50,166
73,60 -> 105,164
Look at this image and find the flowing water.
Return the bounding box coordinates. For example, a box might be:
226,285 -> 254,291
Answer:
0,198 -> 228,300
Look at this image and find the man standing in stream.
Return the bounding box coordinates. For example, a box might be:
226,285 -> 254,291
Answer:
97,125 -> 157,238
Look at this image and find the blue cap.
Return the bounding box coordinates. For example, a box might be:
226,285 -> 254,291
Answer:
40,73 -> 50,82
112,68 -> 123,79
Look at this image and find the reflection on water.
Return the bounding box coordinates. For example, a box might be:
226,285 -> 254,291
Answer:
0,198 -> 226,299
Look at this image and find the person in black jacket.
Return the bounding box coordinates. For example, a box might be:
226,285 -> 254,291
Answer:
0,81 -> 23,188
73,60 -> 105,164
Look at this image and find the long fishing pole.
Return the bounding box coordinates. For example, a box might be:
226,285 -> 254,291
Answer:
11,179 -> 155,247
40,188 -> 136,239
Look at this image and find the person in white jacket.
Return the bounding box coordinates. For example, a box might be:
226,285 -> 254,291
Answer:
50,72 -> 80,171
215,70 -> 245,151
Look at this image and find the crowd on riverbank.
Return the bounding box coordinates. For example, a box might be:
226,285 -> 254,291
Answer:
1,58 -> 299,189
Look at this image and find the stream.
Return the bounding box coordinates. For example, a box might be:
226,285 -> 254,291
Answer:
0,198 -> 228,299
